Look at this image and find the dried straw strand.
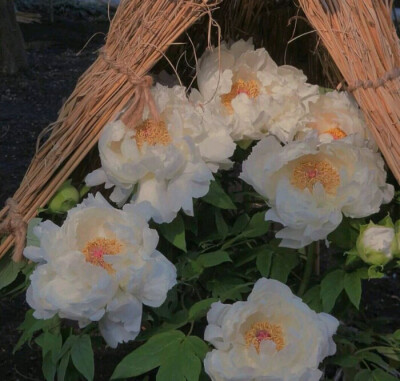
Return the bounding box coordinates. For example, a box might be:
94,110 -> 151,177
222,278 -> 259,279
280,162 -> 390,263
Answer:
299,0 -> 400,183
0,0 -> 218,261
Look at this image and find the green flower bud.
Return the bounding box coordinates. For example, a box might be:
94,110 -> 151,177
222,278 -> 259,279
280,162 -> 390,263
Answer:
48,182 -> 80,214
79,184 -> 91,199
356,217 -> 399,266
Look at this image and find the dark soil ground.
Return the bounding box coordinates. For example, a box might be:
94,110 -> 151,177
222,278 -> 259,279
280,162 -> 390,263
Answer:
0,17 -> 136,381
0,13 -> 399,381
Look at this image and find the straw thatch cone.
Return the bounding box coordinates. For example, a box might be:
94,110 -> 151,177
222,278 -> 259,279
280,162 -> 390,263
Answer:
0,0 -> 217,262
299,0 -> 400,184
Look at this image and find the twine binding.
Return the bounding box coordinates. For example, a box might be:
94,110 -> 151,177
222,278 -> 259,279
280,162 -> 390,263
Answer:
0,199 -> 27,262
347,67 -> 400,92
0,1 -> 212,263
99,49 -> 160,127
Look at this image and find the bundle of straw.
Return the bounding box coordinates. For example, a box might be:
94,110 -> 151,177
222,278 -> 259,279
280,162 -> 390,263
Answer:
0,0 -> 217,262
217,0 -> 342,87
299,0 -> 400,183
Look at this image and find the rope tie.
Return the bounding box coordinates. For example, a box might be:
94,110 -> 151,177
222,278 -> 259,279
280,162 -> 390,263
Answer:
0,199 -> 27,262
99,49 -> 160,127
0,51 -> 160,264
347,67 -> 400,92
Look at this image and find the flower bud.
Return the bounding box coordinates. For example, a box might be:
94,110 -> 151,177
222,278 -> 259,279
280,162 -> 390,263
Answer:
47,181 -> 80,214
356,216 -> 399,266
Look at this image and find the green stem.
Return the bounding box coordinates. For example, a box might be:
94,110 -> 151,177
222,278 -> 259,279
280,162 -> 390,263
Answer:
298,242 -> 317,297
187,321 -> 195,337
355,346 -> 400,355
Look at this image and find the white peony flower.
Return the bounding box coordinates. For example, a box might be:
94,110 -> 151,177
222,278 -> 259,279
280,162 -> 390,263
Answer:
195,39 -> 318,142
204,278 -> 339,381
355,216 -> 400,266
86,83 -> 235,223
24,193 -> 177,348
296,90 -> 376,148
240,135 -> 394,248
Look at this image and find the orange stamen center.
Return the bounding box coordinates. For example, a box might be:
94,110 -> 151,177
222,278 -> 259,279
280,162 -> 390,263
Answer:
291,159 -> 340,195
82,237 -> 123,274
245,321 -> 285,353
133,119 -> 171,150
324,127 -> 347,140
220,79 -> 260,113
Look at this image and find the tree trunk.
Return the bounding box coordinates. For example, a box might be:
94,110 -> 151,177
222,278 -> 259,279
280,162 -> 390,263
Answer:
0,0 -> 28,74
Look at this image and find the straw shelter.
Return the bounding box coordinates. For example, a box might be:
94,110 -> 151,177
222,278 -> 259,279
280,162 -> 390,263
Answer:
0,0 -> 399,264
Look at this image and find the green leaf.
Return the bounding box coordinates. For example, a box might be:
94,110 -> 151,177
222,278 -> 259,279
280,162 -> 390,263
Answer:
215,210 -> 229,239
58,335 -> 78,361
202,181 -> 236,210
180,259 -> 204,280
330,354 -> 360,367
344,270 -> 363,309
71,335 -> 94,381
185,336 -> 209,360
188,298 -> 218,321
355,331 -> 374,345
371,369 -> 399,381
159,215 -> 187,252
138,311 -> 188,341
302,285 -> 323,313
38,332 -> 62,381
393,329 -> 400,341
355,370 -> 373,381
42,352 -> 57,381
156,337 -> 207,381
112,331 -> 185,379
184,215 -> 198,236
231,214 -> 250,235
345,249 -> 362,267
256,249 -> 273,277
235,244 -> 267,267
270,251 -> 299,283
241,212 -> 270,238
57,352 -> 71,381
368,265 -> 385,279
157,344 -> 199,381
376,347 -> 400,362
320,269 -> 345,312
0,258 -> 25,290
14,310 -> 58,353
358,351 -> 390,369
40,331 -> 62,363
196,251 -> 231,268
156,345 -> 187,381
26,218 -> 42,247
328,217 -> 359,250
207,276 -> 251,302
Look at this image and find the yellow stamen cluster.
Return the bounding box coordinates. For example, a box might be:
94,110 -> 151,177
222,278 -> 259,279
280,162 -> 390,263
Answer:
220,79 -> 260,113
291,159 -> 340,195
245,321 -> 285,353
134,119 -> 171,150
82,237 -> 123,274
324,127 -> 347,140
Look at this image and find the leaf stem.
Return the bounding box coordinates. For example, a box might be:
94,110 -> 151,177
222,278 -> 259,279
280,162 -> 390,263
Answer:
355,346 -> 400,355
187,321 -> 195,337
298,242 -> 317,297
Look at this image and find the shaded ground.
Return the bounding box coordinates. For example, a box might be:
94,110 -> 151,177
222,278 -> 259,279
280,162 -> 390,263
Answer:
0,13 -> 399,381
0,17 -> 133,381
0,19 -> 107,206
